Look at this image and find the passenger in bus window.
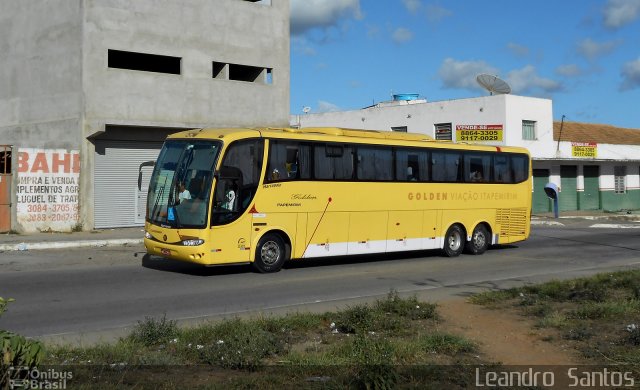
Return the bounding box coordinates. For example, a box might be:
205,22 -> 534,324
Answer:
470,170 -> 483,182
221,182 -> 237,211
177,182 -> 191,204
407,166 -> 417,181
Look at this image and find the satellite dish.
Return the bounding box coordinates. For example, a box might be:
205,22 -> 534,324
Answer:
476,74 -> 511,95
302,106 -> 311,114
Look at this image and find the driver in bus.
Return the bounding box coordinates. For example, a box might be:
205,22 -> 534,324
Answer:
177,181 -> 191,204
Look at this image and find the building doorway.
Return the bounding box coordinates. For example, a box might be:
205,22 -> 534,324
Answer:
0,145 -> 12,233
581,165 -> 600,210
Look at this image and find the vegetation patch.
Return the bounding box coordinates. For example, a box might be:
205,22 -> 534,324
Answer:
42,290 -> 479,388
470,269 -> 640,366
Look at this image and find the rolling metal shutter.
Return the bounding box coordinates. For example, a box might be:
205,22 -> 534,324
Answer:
560,165 -> 578,212
532,169 -> 551,213
94,141 -> 163,228
581,166 -> 600,210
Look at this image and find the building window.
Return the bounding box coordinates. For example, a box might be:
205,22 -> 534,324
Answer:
391,126 -> 408,132
212,62 -> 226,79
522,120 -> 536,140
108,50 -> 181,75
265,69 -> 273,85
435,123 -> 452,140
614,166 -> 627,194
229,63 -> 262,82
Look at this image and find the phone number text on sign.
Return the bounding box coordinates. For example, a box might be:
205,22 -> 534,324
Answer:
16,148 -> 81,232
456,125 -> 504,142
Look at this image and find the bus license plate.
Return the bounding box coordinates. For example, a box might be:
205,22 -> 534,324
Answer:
161,248 -> 171,256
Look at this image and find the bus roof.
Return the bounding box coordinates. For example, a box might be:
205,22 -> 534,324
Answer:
167,127 -> 530,155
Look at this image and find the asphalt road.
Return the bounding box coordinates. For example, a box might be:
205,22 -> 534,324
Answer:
1,222 -> 639,343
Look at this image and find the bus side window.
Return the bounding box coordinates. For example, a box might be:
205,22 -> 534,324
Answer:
494,155 -> 512,183
511,154 -> 529,183
266,141 -> 311,182
212,139 -> 264,226
432,151 -> 461,182
396,149 -> 429,182
357,146 -> 393,181
465,153 -> 492,183
314,143 -> 354,180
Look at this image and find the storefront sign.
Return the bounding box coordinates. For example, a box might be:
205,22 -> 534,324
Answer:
571,142 -> 597,158
456,125 -> 504,142
16,148 -> 80,232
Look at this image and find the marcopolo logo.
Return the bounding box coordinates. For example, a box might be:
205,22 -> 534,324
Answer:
8,366 -> 73,390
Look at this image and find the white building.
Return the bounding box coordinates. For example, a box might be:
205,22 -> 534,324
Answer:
292,94 -> 640,213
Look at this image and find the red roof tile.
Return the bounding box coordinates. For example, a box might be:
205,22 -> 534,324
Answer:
553,122 -> 640,145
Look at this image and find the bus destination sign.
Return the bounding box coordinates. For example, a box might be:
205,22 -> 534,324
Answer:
456,125 -> 504,142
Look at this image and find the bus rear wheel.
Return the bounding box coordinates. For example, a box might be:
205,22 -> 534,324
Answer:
253,233 -> 288,273
443,225 -> 464,257
465,224 -> 490,255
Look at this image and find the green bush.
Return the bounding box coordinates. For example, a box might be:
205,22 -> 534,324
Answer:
418,333 -> 476,355
344,334 -> 397,390
128,314 -> 178,347
571,301 -> 640,320
336,304 -> 379,334
199,319 -> 282,370
375,290 -> 437,320
1,297 -> 45,388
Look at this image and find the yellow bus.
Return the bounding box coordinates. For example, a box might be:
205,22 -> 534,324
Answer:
144,127 -> 531,273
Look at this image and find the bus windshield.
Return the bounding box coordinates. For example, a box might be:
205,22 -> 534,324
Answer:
147,140 -> 221,228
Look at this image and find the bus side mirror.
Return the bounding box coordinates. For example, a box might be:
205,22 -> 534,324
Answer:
138,161 -> 155,190
544,183 -> 559,218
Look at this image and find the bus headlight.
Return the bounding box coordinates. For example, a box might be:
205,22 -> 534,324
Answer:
182,239 -> 205,246
144,231 -> 153,239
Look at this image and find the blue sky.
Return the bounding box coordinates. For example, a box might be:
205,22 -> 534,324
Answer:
289,0 -> 640,129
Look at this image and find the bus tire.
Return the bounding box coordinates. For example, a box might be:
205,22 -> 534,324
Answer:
465,224 -> 490,255
443,224 -> 464,257
253,233 -> 288,273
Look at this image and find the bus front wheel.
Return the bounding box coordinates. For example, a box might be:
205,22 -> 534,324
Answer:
253,233 -> 288,273
465,224 -> 490,255
443,225 -> 464,257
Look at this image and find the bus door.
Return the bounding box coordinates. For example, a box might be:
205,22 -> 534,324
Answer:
210,140 -> 264,263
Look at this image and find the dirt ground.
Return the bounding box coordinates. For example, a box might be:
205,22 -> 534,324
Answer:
437,298 -> 580,365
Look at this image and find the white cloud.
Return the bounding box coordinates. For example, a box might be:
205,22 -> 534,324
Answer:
603,0 -> 640,29
366,24 -> 381,38
402,0 -> 422,14
292,37 -> 317,56
290,0 -> 363,36
392,27 -> 414,44
506,65 -> 563,94
577,38 -> 621,60
620,57 -> 640,91
438,58 -> 498,90
426,4 -> 452,23
317,100 -> 341,113
507,43 -> 530,58
556,64 -> 582,77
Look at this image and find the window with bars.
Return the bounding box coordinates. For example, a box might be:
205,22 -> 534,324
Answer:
614,166 -> 626,194
522,120 -> 536,140
435,123 -> 452,140
0,146 -> 11,174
